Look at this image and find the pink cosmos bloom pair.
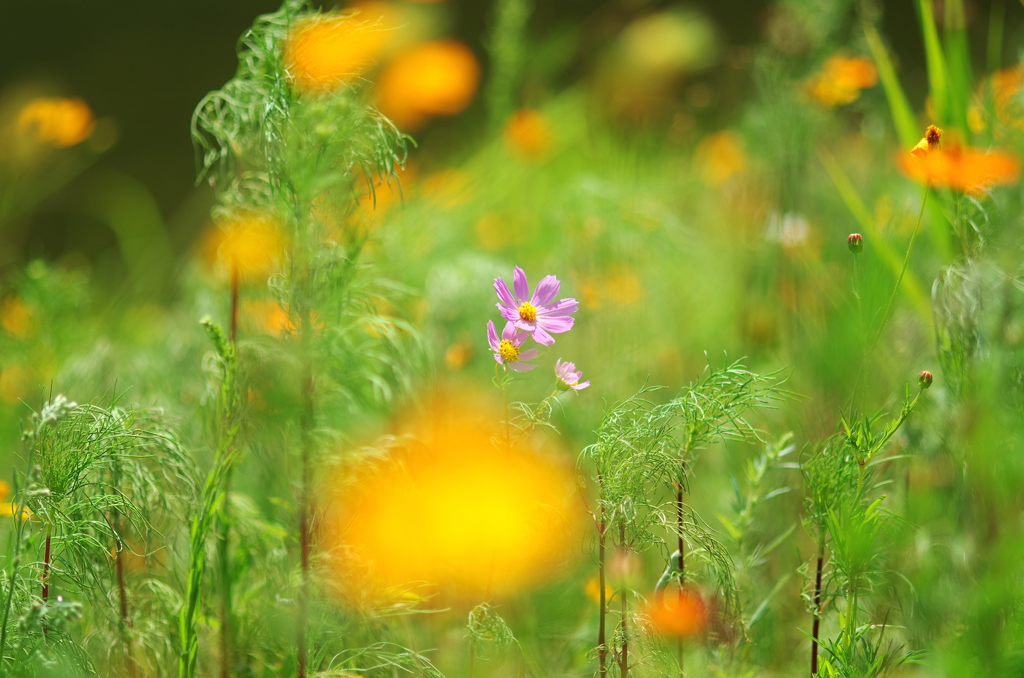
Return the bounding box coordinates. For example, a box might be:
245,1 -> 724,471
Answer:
486,268 -> 589,390
494,267 -> 578,346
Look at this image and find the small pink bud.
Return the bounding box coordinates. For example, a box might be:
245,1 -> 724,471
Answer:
847,233 -> 863,254
918,370 -> 933,389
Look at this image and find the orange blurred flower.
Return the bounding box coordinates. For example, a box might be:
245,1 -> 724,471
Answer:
695,131 -> 746,186
806,55 -> 877,108
1,297 -> 36,338
285,14 -> 385,93
328,403 -> 581,600
376,41 -> 480,130
242,299 -> 292,337
17,97 -> 95,147
503,109 -> 554,159
642,589 -> 709,638
899,127 -> 1019,195
199,212 -> 286,283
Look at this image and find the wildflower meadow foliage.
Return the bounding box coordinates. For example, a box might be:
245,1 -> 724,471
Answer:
4,0 -> 1024,677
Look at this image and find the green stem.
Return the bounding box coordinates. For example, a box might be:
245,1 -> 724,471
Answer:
874,188 -> 929,348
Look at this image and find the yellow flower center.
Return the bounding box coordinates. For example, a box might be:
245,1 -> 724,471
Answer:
499,339 -> 520,363
518,302 -> 538,322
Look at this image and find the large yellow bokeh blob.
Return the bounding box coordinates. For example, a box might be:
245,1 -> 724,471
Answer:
285,15 -> 385,93
375,41 -> 480,130
330,414 -> 581,601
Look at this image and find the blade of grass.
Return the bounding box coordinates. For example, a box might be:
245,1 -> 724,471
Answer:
943,0 -> 972,134
863,24 -> 918,149
917,0 -> 952,125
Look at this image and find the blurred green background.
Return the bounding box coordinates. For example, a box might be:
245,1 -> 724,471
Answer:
3,0 -> 1022,281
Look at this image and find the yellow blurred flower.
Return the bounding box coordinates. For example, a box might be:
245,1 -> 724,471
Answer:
444,340 -> 474,369
1,297 -> 36,338
329,403 -> 581,600
284,14 -> 385,94
420,169 -> 473,208
806,55 -> 877,108
199,212 -> 285,283
503,109 -> 554,160
0,366 -> 32,406
376,41 -> 480,130
17,97 -> 94,147
695,131 -> 746,186
585,574 -> 614,605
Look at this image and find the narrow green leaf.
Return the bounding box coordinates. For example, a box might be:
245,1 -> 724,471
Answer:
918,0 -> 951,124
864,24 -> 918,148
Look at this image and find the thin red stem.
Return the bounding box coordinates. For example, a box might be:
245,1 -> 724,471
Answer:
811,541 -> 825,676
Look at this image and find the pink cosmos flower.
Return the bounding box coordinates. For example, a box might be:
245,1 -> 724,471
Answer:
487,320 -> 538,372
554,359 -> 590,391
494,267 -> 578,346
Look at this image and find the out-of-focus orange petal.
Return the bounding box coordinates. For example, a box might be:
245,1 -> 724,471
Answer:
695,131 -> 746,186
17,98 -> 94,147
285,15 -> 386,93
503,109 -> 554,159
376,41 -> 480,130
327,402 -> 582,602
199,212 -> 286,283
899,145 -> 1019,194
1,298 -> 36,338
642,589 -> 709,638
806,55 -> 876,108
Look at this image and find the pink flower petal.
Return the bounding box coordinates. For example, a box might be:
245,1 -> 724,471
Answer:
537,316 -> 574,334
514,319 -> 537,333
493,353 -> 504,365
513,267 -> 530,302
537,298 -> 578,316
531,275 -> 560,307
487,320 -> 499,351
498,304 -> 520,323
572,380 -> 590,390
519,348 -> 538,361
501,321 -> 518,342
532,326 -> 555,346
494,278 -> 517,309
509,361 -> 536,372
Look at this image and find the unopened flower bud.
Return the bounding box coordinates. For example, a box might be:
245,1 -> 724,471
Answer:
847,233 -> 863,253
918,370 -> 933,389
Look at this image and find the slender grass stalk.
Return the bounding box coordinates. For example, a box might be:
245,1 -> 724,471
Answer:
597,503 -> 607,676
179,319 -> 239,678
41,526 -> 51,637
847,186 -> 929,409
874,188 -> 929,348
617,522 -> 627,678
114,540 -> 136,678
217,473 -> 232,678
229,265 -> 239,345
0,488 -> 28,668
297,308 -> 316,678
810,541 -> 825,677
675,481 -> 685,678
219,268 -> 239,678
486,0 -> 532,131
